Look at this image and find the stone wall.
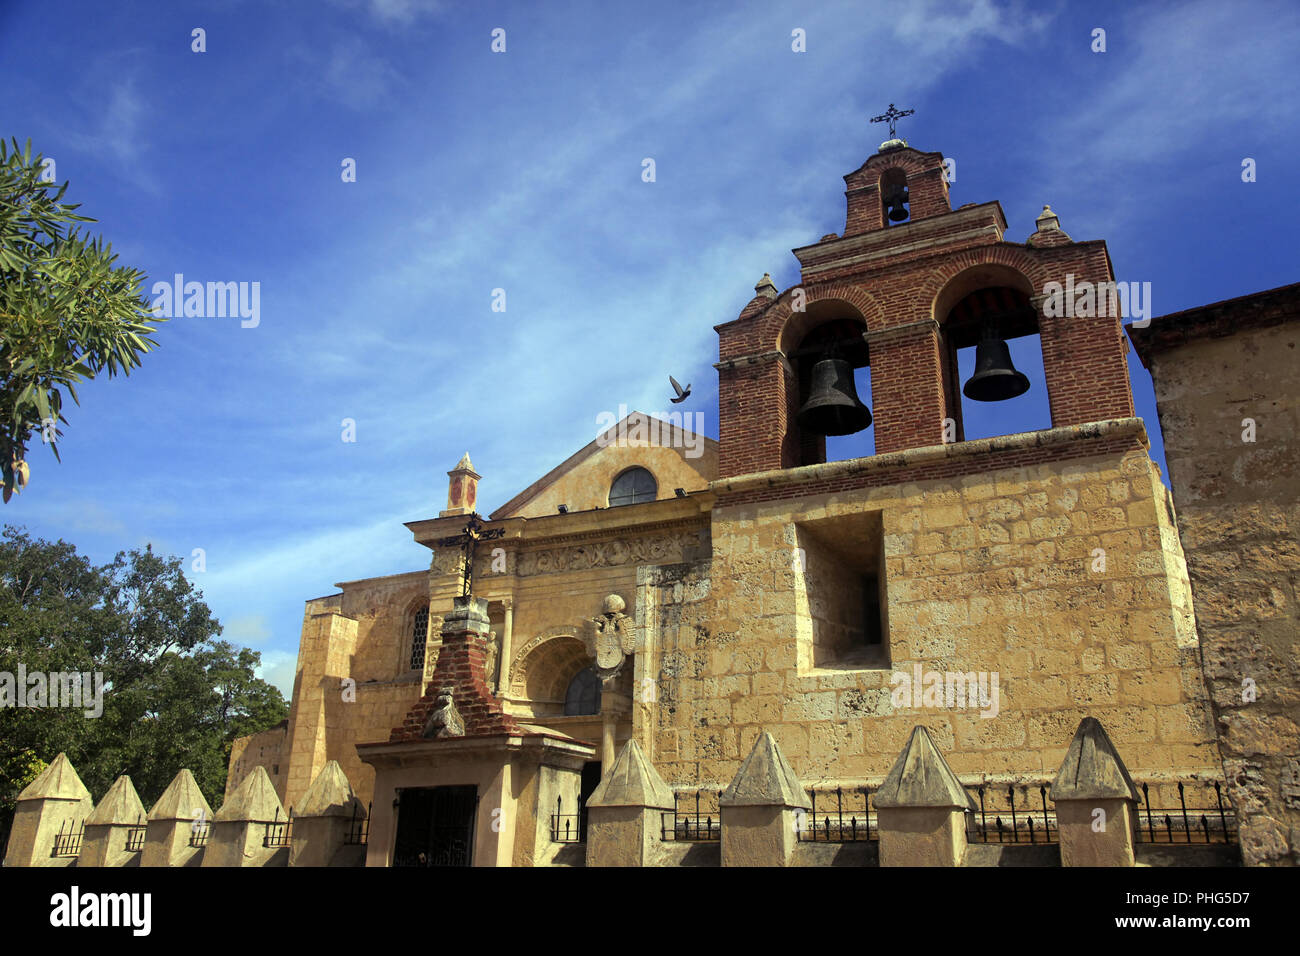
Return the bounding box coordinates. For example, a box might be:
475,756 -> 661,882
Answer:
641,421 -> 1221,795
1131,294 -> 1300,866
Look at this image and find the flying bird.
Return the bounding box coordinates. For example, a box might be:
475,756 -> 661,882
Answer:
669,375 -> 691,404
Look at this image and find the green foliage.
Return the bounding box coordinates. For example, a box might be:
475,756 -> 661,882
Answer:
0,138 -> 162,499
0,526 -> 288,837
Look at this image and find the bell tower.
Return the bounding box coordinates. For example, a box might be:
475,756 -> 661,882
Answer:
714,120 -> 1133,479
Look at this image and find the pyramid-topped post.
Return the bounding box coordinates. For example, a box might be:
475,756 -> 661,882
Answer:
2,753 -> 94,867
440,452 -> 480,517
873,726 -> 976,866
290,760 -> 366,867
1050,717 -> 1141,866
585,739 -> 676,867
142,769 -> 212,867
78,774 -> 146,867
719,732 -> 811,867
202,765 -> 289,867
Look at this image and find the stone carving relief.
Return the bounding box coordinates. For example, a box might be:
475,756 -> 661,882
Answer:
582,594 -> 635,682
516,530 -> 702,577
422,688 -> 465,739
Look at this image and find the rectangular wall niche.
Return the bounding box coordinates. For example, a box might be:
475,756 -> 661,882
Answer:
793,510 -> 888,671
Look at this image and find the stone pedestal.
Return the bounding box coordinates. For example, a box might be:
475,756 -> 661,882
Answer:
78,774 -> 146,867
290,760 -> 366,867
874,726 -> 975,866
719,732 -> 811,867
1051,717 -> 1140,867
586,739 -> 675,867
141,769 -> 212,868
202,766 -> 289,867
2,753 -> 93,868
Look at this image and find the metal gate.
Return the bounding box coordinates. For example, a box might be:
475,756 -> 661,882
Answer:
392,785 -> 477,867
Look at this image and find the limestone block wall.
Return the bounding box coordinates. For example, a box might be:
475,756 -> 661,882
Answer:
644,424 -> 1221,795
225,720 -> 288,801
1139,318 -> 1300,866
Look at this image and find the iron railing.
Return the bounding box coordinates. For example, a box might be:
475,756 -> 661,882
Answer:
125,815 -> 147,852
797,786 -> 876,842
549,795 -> 587,844
51,819 -> 84,857
965,783 -> 1057,844
262,807 -> 293,848
189,819 -> 212,847
344,802 -> 371,846
660,789 -> 720,842
1136,781 -> 1236,845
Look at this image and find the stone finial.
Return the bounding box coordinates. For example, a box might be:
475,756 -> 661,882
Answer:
1028,204 -> 1073,247
720,732 -> 811,809
17,752 -> 92,803
754,273 -> 778,299
298,761 -> 364,818
1035,204 -> 1061,232
85,775 -> 146,826
440,452 -> 481,517
873,726 -> 975,810
215,765 -> 285,823
587,739 -> 675,809
148,768 -> 211,822
1050,716 -> 1140,802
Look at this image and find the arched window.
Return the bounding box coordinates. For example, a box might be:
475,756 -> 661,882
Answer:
564,667 -> 600,716
609,467 -> 656,506
410,605 -> 430,670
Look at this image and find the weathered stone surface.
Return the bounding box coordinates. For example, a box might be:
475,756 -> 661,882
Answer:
297,760 -> 364,818
149,769 -> 211,822
588,739 -> 674,809
1051,717 -> 1141,802
720,732 -> 811,809
215,765 -> 285,824
17,752 -> 91,802
85,775 -> 146,826
875,726 -> 975,810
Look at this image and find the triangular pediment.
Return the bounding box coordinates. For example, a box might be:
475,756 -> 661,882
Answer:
489,411 -> 716,519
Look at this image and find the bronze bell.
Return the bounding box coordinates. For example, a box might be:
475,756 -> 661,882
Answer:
798,357 -> 872,436
963,333 -> 1030,402
883,183 -> 909,222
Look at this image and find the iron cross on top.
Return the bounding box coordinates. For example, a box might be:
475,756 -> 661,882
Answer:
870,103 -> 914,139
435,514 -> 504,598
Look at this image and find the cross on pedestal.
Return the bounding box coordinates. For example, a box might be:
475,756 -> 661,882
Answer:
870,103 -> 914,139
435,514 -> 504,598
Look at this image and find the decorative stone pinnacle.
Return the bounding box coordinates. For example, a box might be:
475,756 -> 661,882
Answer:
1036,204 -> 1061,232
755,273 -> 778,298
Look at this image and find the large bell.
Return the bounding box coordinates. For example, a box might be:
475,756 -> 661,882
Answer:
963,335 -> 1030,402
884,183 -> 909,222
798,357 -> 872,436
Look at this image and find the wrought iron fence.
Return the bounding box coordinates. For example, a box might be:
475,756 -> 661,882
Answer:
189,819 -> 212,848
550,795 -> 587,844
125,815 -> 147,852
51,819 -> 84,857
262,807 -> 293,848
797,786 -> 876,842
660,789 -> 720,842
965,783 -> 1057,844
344,802 -> 371,846
1136,781 -> 1236,845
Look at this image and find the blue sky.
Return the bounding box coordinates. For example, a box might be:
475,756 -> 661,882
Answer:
2,0 -> 1297,697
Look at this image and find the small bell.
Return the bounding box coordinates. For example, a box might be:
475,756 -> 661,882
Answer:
798,357 -> 872,436
883,183 -> 909,222
963,332 -> 1030,402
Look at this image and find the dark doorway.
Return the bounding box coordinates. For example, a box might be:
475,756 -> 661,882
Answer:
392,785 -> 477,867
578,761 -> 602,841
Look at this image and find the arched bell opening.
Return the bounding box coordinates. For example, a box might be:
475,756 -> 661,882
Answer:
787,315 -> 873,467
941,284 -> 1050,442
879,167 -> 910,225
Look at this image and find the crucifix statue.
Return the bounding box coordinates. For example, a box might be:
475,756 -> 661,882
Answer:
435,514 -> 504,598
870,103 -> 914,139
